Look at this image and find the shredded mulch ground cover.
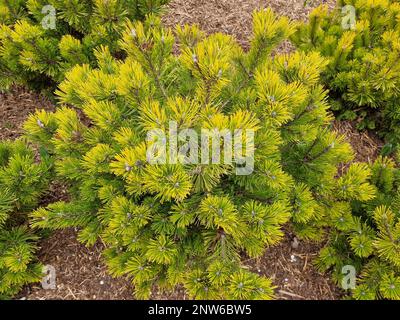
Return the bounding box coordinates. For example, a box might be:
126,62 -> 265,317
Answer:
2,0 -> 379,301
162,0 -> 336,50
0,86 -> 54,140
21,229 -> 135,300
333,120 -> 383,164
247,227 -> 342,300
22,227 -> 340,300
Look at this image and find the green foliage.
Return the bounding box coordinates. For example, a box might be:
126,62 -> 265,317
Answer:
0,0 -> 169,91
316,156 -> 400,300
0,139 -> 52,299
292,0 -> 400,148
24,10 -> 376,299
0,226 -> 43,299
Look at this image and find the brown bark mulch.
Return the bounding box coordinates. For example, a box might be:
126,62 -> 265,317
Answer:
0,86 -> 54,140
162,0 -> 336,50
247,225 -> 342,300
21,229 -> 135,300
22,228 -> 340,300
333,120 -> 383,163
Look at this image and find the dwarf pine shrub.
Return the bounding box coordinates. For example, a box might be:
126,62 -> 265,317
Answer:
23,10 -> 376,299
0,0 -> 169,91
316,156 -> 400,300
0,139 -> 52,299
292,0 -> 400,151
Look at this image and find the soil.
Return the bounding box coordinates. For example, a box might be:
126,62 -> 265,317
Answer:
0,86 -> 54,140
333,120 -> 383,163
162,0 -> 336,50
20,229 -> 135,300
21,227 -> 341,300
1,0 -> 379,301
247,226 -> 342,300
